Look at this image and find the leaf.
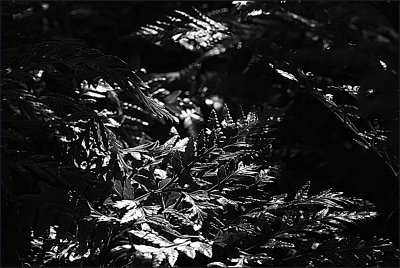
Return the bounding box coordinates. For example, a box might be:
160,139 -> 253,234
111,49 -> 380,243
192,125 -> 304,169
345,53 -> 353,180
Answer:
129,230 -> 174,247
269,193 -> 287,204
214,195 -> 239,210
113,179 -> 124,197
184,135 -> 195,163
121,207 -> 144,223
207,261 -> 227,267
113,199 -> 139,210
176,244 -> 196,259
134,172 -> 158,191
207,129 -> 217,148
166,248 -> 179,266
132,244 -> 160,253
171,152 -> 183,174
123,180 -> 135,200
294,181 -> 311,200
208,109 -> 220,130
323,211 -> 378,226
190,241 -> 213,258
165,209 -> 195,228
158,176 -> 173,189
196,129 -> 206,154
275,69 -> 298,82
315,208 -> 330,219
156,135 -> 179,155
221,104 -> 234,127
174,137 -> 189,152
262,239 -> 295,249
217,166 -> 226,181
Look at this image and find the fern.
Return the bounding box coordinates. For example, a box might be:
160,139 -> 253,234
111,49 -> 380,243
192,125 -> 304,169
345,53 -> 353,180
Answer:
2,1 -> 398,267
59,108 -> 395,266
3,41 -> 174,120
279,236 -> 398,266
136,8 -> 231,52
136,1 -> 398,176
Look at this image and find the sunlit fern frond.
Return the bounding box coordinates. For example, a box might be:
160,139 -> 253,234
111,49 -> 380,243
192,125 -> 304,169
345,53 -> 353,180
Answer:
136,8 -> 231,52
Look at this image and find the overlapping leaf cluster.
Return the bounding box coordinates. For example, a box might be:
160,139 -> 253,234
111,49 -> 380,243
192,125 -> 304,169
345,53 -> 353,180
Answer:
136,1 -> 398,176
2,1 -> 398,267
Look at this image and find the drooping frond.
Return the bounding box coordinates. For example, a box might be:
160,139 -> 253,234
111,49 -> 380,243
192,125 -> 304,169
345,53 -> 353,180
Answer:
3,41 -> 174,120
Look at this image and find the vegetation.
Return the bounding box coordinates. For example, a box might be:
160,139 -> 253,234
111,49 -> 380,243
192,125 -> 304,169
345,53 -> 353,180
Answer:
1,1 -> 398,266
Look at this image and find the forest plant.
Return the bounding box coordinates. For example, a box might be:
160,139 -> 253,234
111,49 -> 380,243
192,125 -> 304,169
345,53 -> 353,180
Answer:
134,1 -> 399,243
1,1 -> 399,267
135,1 -> 398,174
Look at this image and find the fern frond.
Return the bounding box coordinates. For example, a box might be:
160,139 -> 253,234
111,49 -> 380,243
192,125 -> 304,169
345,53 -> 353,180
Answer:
3,41 -> 174,120
136,8 -> 231,52
280,236 -> 398,266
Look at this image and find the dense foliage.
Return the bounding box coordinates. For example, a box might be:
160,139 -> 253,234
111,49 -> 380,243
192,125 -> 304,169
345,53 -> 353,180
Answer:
1,1 -> 399,267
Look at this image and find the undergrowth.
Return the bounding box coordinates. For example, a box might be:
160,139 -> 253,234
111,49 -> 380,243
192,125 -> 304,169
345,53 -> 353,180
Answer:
1,1 -> 398,267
